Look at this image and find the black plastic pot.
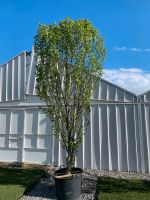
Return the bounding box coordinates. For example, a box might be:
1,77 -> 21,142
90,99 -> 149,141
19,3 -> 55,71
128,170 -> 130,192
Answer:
54,167 -> 83,200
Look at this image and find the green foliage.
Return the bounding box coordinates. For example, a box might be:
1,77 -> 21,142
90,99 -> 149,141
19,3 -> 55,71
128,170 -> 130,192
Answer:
34,18 -> 106,173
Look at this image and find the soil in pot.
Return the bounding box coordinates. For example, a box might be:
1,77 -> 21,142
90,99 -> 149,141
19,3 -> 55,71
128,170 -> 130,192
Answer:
54,167 -> 83,200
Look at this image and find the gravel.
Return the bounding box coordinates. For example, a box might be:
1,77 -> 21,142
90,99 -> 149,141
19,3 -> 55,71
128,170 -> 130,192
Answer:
20,170 -> 97,200
20,167 -> 150,200
84,169 -> 150,180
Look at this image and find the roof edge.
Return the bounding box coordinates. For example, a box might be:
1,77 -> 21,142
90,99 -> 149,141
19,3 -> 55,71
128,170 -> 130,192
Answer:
1,49 -> 149,98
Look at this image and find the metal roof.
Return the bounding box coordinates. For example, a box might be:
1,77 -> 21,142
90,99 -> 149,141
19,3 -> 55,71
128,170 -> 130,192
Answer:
0,48 -> 146,103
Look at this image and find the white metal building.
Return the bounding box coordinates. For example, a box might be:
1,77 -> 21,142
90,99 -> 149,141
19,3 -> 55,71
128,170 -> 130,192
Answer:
0,48 -> 150,173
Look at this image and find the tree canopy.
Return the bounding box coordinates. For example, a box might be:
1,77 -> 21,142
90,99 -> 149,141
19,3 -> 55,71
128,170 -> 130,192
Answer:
34,18 -> 106,173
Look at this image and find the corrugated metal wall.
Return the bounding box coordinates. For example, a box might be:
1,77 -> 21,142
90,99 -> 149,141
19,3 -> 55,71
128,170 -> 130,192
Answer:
0,52 -> 28,102
0,107 -> 53,163
137,92 -> 150,173
0,49 -> 149,173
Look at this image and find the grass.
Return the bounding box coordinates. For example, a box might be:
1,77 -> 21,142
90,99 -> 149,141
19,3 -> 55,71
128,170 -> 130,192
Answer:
96,177 -> 150,200
0,167 -> 44,200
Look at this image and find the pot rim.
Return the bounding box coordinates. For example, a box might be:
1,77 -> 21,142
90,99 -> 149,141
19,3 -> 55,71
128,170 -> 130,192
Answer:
54,167 -> 83,179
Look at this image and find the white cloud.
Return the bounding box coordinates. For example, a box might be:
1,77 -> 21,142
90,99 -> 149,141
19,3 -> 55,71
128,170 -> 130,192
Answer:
144,49 -> 150,52
130,48 -> 142,52
114,46 -> 128,51
103,68 -> 150,95
113,46 -> 150,52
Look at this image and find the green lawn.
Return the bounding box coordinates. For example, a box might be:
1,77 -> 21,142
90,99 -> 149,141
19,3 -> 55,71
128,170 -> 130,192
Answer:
97,177 -> 150,200
0,167 -> 44,200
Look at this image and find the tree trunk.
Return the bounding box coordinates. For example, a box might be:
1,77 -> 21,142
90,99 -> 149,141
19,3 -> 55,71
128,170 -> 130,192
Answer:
66,149 -> 75,174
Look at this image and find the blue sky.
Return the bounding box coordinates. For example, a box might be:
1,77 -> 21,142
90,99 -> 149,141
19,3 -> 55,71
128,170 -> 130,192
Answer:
1,0 -> 150,94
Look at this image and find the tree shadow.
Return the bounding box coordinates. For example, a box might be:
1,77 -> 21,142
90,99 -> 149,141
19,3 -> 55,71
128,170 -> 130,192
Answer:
0,167 -> 44,191
81,176 -> 97,194
23,181 -> 57,199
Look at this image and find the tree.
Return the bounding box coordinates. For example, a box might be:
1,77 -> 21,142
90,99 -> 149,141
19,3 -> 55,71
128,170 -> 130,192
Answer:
34,18 -> 106,174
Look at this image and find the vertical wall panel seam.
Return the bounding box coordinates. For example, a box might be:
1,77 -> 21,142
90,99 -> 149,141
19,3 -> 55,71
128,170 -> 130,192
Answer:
37,111 -> 40,149
123,92 -> 125,102
124,104 -> 129,171
90,106 -> 93,169
75,136 -> 77,167
0,67 -> 1,101
107,105 -> 112,170
1,67 -> 3,101
134,105 -> 139,172
116,105 -> 120,171
22,110 -> 26,163
18,56 -> 21,100
98,80 -> 101,100
99,105 -> 102,170
138,102 -> 145,173
12,60 -> 14,101
115,88 -> 117,101
58,134 -> 61,167
6,64 -> 8,101
26,47 -> 34,94
24,52 -> 27,97
9,111 -> 12,148
33,76 -> 37,95
106,84 -> 109,101
32,50 -> 37,95
144,104 -> 150,173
